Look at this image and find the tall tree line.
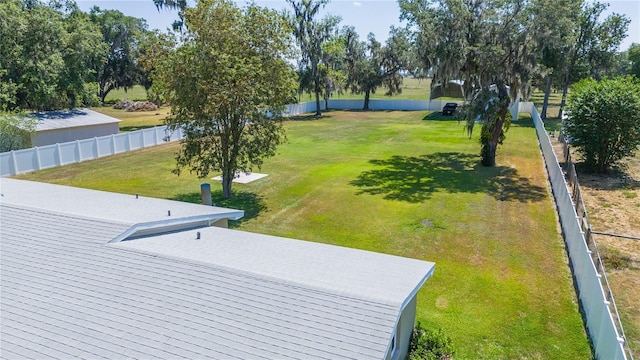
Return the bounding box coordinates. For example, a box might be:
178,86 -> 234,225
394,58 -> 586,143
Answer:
0,0 -> 153,111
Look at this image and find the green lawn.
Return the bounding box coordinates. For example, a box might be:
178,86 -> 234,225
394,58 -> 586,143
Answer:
90,106 -> 169,132
104,85 -> 148,103
16,110 -> 592,359
529,88 -> 565,119
301,77 -> 435,101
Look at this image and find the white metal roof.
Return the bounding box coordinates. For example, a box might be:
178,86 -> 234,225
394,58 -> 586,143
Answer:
32,108 -> 121,132
0,179 -> 244,240
114,225 -> 434,306
0,179 -> 435,359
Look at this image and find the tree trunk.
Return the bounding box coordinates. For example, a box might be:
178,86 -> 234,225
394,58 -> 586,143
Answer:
558,75 -> 570,120
99,88 -> 107,105
313,63 -> 322,116
483,141 -> 498,167
541,75 -> 552,120
314,90 -> 321,116
481,84 -> 510,167
222,167 -> 234,199
363,90 -> 370,110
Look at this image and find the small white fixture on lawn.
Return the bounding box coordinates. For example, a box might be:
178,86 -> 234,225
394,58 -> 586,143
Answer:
212,172 -> 268,184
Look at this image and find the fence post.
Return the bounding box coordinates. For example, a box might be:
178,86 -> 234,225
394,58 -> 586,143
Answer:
56,143 -> 63,166
76,140 -> 82,162
126,132 -> 132,151
34,146 -> 41,171
111,134 -> 116,155
155,127 -> 160,145
10,150 -> 18,176
94,137 -> 100,158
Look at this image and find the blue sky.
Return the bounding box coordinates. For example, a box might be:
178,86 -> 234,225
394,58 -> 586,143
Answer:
76,0 -> 639,51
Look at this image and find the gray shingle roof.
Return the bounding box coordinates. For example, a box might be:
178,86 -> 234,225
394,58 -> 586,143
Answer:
0,179 -> 435,359
32,108 -> 121,132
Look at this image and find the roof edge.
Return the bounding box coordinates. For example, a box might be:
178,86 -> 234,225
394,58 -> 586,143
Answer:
380,264 -> 436,359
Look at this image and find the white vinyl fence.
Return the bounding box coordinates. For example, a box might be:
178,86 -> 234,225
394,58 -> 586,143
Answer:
532,106 -> 629,360
285,98 -> 523,121
1,126 -> 183,177
284,99 -> 465,116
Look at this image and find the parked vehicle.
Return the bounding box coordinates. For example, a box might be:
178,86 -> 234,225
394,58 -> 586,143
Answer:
442,103 -> 458,116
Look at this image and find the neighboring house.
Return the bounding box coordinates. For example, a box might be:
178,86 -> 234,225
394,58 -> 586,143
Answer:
31,108 -> 120,147
0,178 -> 436,360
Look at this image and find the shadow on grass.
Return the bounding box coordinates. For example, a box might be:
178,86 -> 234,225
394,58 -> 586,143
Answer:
170,190 -> 266,228
120,125 -> 158,132
573,162 -> 640,190
350,152 -> 546,203
422,112 -> 462,122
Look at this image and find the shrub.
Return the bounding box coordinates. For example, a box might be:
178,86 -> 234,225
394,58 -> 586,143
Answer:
565,76 -> 640,173
408,322 -> 455,360
0,112 -> 37,152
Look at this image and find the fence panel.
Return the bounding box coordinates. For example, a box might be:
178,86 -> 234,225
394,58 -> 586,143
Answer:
79,139 -> 98,161
38,145 -> 58,169
143,128 -> 158,146
129,131 -> 144,150
59,142 -> 77,165
13,148 -> 38,174
113,133 -> 128,153
97,136 -> 114,157
0,152 -> 11,176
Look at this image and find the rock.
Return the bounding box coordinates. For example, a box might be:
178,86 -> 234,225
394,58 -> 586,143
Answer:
113,99 -> 134,110
126,101 -> 158,112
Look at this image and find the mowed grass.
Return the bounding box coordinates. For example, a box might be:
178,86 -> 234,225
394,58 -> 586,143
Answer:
94,86 -> 169,132
90,106 -> 170,132
95,77 -> 432,133
16,110 -> 592,359
104,85 -> 148,102
302,77 -> 433,101
529,88 -> 564,119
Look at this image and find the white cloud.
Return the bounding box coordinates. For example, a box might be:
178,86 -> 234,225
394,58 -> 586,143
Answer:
353,1 -> 362,7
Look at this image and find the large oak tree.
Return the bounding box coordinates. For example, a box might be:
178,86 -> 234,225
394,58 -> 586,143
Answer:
400,0 -> 540,166
344,27 -> 411,110
89,7 -> 148,104
156,0 -> 297,198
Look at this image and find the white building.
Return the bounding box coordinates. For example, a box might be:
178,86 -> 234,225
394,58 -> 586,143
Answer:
31,108 -> 120,147
0,179 -> 435,359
